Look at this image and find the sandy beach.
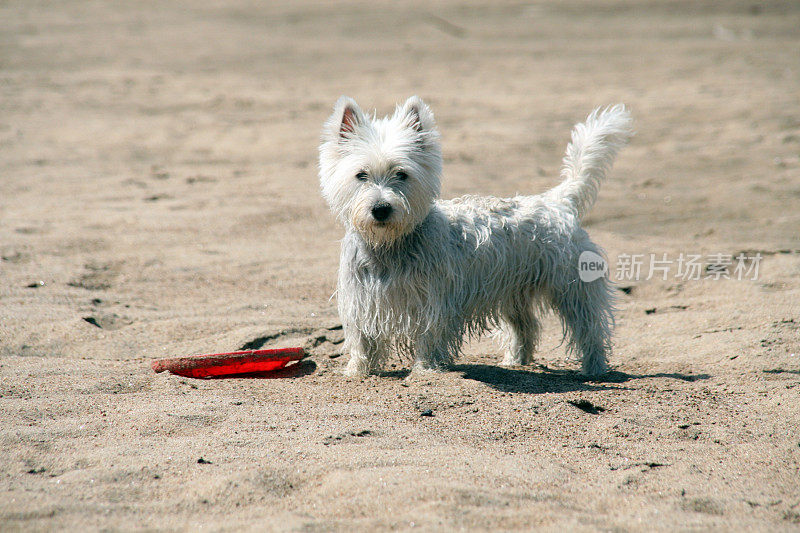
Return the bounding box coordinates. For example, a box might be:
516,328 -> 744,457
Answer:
1,1 -> 799,530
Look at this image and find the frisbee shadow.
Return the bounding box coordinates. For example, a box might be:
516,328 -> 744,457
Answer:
205,359 -> 317,380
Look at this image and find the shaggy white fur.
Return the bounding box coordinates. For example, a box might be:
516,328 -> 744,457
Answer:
319,96 -> 632,377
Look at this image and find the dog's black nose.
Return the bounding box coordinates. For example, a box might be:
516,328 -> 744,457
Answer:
371,202 -> 392,222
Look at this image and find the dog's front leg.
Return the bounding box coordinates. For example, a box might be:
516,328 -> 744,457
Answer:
342,327 -> 386,377
413,327 -> 456,372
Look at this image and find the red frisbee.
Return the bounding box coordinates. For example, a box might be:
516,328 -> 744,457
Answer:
152,347 -> 305,378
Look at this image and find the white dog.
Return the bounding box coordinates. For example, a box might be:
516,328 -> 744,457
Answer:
319,96 -> 632,377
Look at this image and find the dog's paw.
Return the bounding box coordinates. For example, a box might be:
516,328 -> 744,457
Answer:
500,354 -> 523,367
500,349 -> 534,367
343,355 -> 370,378
412,360 -> 448,373
580,359 -> 609,379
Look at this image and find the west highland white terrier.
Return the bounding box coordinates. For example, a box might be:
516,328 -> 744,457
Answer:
319,96 -> 632,377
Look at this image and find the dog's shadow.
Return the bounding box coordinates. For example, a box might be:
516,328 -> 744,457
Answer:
423,364 -> 709,394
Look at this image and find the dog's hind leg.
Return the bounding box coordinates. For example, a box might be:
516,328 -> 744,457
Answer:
500,297 -> 541,366
552,274 -> 614,377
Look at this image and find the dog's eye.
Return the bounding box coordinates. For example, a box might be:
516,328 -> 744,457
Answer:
396,171 -> 408,181
355,171 -> 368,181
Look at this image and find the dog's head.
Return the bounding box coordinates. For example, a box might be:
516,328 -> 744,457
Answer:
319,96 -> 442,247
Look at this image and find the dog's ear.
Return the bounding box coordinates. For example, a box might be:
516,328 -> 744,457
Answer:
399,96 -> 436,134
324,96 -> 365,144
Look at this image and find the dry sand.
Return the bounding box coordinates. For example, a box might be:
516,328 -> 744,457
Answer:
1,1 -> 799,530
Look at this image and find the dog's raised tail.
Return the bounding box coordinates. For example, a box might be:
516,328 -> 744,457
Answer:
550,105 -> 633,219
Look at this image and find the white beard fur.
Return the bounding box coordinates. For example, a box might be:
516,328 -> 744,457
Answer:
319,96 -> 632,377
